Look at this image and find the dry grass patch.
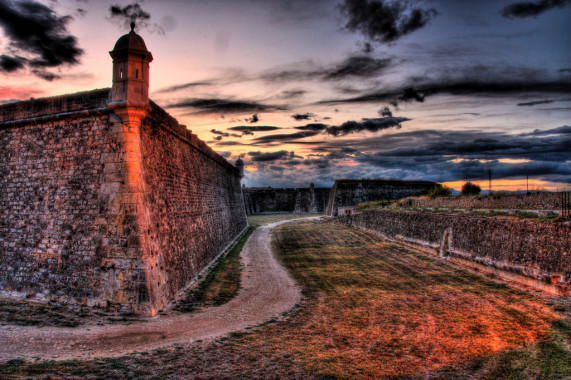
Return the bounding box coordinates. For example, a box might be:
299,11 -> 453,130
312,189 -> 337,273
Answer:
247,213 -> 323,226
175,226 -> 256,312
0,299 -> 83,327
2,221 -> 568,379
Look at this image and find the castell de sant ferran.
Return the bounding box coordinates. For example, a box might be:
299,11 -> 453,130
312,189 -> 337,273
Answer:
0,26 -> 248,316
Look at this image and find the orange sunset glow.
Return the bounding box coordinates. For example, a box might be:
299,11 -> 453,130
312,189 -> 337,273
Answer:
442,178 -> 570,193
0,0 -> 569,189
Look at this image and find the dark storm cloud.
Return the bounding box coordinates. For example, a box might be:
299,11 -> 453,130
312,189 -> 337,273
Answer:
250,115 -> 411,145
294,123 -> 328,131
378,106 -> 392,117
302,125 -> 571,183
260,56 -> 394,83
362,42 -> 373,53
353,126 -> 570,162
318,79 -> 571,106
325,56 -> 392,79
259,62 -> 322,83
501,0 -> 568,19
282,158 -> 332,169
245,126 -> 570,187
325,117 -> 409,136
228,126 -> 281,134
517,99 -> 554,106
213,141 -> 243,146
339,0 -> 438,44
279,90 -> 307,99
253,130 -> 321,144
165,98 -> 285,115
324,148 -> 362,160
31,69 -> 58,81
0,0 -> 83,79
248,150 -> 300,162
154,81 -> 214,94
0,54 -> 24,72
559,68 -> 571,73
521,125 -> 571,136
109,3 -> 163,33
292,113 -> 316,121
246,113 -> 259,123
210,129 -> 240,139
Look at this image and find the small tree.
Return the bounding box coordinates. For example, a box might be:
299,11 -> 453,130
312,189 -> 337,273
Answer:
427,185 -> 452,198
461,181 -> 481,196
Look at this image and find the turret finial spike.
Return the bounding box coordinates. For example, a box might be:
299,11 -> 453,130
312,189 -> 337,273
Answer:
130,22 -> 135,32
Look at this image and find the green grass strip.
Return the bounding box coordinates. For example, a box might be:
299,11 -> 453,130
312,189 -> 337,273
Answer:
175,225 -> 256,312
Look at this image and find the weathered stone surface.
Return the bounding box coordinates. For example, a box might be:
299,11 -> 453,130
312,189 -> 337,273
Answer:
243,186 -> 330,215
138,102 -> 247,312
326,179 -> 436,216
0,90 -> 247,315
336,209 -> 571,283
408,192 -> 563,211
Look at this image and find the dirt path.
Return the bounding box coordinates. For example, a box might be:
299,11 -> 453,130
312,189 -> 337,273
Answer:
0,219 -> 308,362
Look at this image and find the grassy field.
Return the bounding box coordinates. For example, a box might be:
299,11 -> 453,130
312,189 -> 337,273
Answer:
247,213 -> 324,226
1,220 -> 569,379
0,299 -> 84,328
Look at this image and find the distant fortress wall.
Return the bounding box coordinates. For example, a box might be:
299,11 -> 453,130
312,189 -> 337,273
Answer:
325,179 -> 436,216
334,209 -> 570,296
242,185 -> 330,215
0,90 -> 247,315
406,192 -> 563,211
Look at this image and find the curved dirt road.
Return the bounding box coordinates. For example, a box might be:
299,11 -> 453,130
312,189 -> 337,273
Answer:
0,219 -> 307,361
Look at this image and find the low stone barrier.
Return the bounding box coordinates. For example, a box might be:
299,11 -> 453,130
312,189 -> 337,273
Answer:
407,192 -> 562,211
334,209 -> 570,296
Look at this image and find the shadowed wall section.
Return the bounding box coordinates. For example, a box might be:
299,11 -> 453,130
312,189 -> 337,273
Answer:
326,179 -> 436,216
138,102 -> 247,312
242,185 -> 330,215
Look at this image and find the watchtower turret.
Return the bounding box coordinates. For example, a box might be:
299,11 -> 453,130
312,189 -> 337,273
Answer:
235,158 -> 245,177
109,22 -> 153,107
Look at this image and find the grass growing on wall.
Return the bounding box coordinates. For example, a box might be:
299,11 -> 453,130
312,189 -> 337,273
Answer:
355,200 -> 393,210
174,225 -> 256,312
3,220 -> 569,378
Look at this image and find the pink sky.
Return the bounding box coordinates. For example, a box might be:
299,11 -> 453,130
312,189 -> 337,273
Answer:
1,0 -> 569,190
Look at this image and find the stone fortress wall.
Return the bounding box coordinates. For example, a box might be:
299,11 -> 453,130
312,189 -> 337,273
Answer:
138,102 -> 247,312
242,185 -> 330,215
0,90 -> 247,315
1,90 -> 126,310
335,209 -> 570,296
0,25 -> 249,317
326,179 -> 436,216
406,192 -> 563,211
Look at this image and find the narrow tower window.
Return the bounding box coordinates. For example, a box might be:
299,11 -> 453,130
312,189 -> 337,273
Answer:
136,69 -> 139,79
120,68 -> 123,79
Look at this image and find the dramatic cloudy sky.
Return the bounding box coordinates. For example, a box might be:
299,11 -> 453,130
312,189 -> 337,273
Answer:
1,0 -> 570,190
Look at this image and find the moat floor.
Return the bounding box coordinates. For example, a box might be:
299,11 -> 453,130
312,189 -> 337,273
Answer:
0,219 -> 304,362
1,218 -> 569,379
